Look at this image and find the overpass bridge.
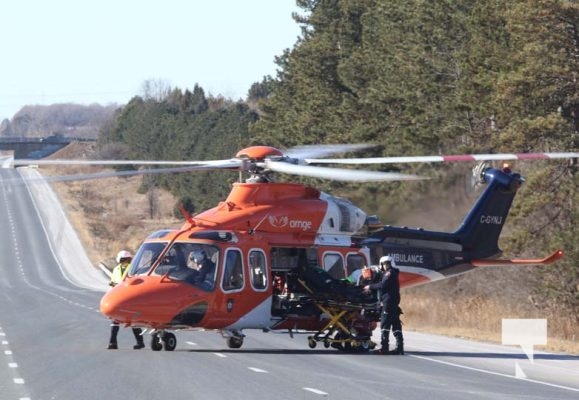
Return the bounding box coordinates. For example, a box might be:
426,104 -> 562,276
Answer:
0,136 -> 95,158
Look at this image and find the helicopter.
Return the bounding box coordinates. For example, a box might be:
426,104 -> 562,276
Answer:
15,144 -> 574,352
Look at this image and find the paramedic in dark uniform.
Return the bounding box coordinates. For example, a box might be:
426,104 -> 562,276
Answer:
363,255 -> 404,355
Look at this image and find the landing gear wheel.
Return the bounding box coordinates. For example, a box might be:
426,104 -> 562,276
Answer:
162,332 -> 177,351
307,336 -> 317,349
151,334 -> 163,351
226,336 -> 244,349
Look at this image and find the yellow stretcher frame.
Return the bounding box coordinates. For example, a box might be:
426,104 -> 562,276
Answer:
297,278 -> 380,351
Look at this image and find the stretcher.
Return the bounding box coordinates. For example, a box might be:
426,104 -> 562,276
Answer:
297,278 -> 381,352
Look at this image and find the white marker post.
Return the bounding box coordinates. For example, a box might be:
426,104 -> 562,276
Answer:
502,319 -> 547,378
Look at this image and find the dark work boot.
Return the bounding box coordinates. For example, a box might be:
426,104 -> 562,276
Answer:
108,325 -> 120,349
132,328 -> 145,349
392,331 -> 404,355
374,329 -> 390,354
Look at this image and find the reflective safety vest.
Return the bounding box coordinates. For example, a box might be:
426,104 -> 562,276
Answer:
110,263 -> 130,286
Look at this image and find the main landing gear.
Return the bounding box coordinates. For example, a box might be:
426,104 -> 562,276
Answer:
150,331 -> 177,351
226,336 -> 244,349
223,330 -> 245,349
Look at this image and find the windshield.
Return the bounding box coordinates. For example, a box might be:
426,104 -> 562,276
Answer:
153,242 -> 219,291
129,242 -> 166,276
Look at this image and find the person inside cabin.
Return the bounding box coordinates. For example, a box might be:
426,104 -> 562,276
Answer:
188,249 -> 216,289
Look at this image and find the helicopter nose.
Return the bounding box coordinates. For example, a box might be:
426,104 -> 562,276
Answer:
99,294 -> 114,316
99,277 -> 149,322
99,276 -> 204,326
100,286 -> 136,321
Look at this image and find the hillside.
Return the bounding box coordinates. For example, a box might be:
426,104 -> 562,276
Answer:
0,103 -> 118,139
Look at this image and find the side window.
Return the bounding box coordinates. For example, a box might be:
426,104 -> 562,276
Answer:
270,247 -> 309,271
222,249 -> 244,291
248,250 -> 267,290
346,254 -> 366,276
323,253 -> 345,279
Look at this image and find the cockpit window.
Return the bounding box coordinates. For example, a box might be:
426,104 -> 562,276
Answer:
129,242 -> 166,276
152,242 -> 219,291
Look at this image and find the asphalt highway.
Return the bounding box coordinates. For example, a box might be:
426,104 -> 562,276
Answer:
0,167 -> 578,400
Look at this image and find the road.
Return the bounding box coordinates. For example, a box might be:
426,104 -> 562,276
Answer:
0,168 -> 578,400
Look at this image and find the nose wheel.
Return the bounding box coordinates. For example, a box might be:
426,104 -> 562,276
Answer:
151,331 -> 177,351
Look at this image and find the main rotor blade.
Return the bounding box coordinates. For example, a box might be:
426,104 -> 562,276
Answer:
284,144 -> 376,160
265,160 -> 426,182
305,152 -> 579,165
14,163 -> 241,184
13,158 -> 241,167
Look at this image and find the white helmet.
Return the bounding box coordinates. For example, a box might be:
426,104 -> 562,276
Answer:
379,255 -> 395,268
189,249 -> 206,264
116,250 -> 133,263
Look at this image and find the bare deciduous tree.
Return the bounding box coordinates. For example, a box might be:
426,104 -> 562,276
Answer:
141,79 -> 172,102
147,187 -> 159,219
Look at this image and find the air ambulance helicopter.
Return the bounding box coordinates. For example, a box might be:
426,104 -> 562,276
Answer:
16,144 -> 575,352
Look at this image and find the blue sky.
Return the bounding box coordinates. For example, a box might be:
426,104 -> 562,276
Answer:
0,0 -> 302,120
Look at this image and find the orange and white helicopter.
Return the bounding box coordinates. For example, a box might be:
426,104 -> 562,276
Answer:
18,144 -> 575,352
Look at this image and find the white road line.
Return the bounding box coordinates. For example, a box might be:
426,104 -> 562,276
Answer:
411,354 -> 579,393
213,353 -> 227,358
186,341 -> 198,346
248,367 -> 268,373
0,322 -> 30,399
303,387 -> 328,396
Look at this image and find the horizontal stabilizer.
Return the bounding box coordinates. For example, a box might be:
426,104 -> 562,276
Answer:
471,249 -> 564,267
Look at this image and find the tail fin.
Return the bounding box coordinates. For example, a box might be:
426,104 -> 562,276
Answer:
453,166 -> 524,258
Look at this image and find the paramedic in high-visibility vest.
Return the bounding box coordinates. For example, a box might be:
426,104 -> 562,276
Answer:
107,250 -> 145,350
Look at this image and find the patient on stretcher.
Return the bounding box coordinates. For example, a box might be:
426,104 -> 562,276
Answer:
298,265 -> 377,304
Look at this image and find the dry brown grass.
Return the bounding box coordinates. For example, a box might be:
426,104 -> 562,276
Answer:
403,290 -> 579,354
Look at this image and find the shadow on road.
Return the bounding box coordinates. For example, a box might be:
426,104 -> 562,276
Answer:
408,351 -> 579,361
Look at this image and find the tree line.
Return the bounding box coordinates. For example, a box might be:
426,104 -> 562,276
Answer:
98,1 -> 578,329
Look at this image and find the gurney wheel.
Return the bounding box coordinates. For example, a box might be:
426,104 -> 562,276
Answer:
308,336 -> 317,349
323,339 -> 330,348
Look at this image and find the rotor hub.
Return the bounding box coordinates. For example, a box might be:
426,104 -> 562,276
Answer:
235,146 -> 284,161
